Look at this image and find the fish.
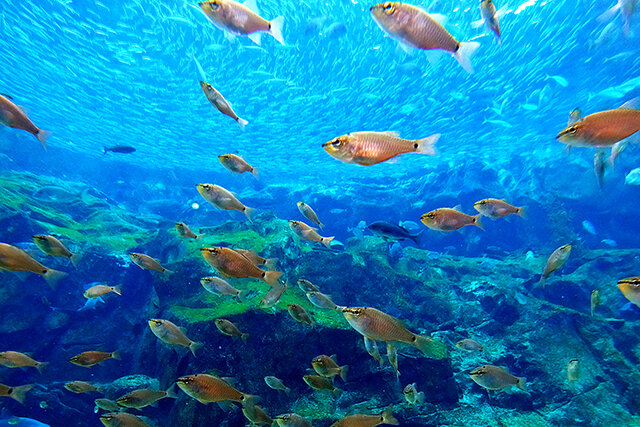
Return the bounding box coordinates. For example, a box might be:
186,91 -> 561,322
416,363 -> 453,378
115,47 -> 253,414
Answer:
99,412 -> 150,427
0,352 -> 47,372
370,3 -> 480,73
403,383 -> 425,405
594,151 -> 606,189
201,247 -> 282,287
455,338 -> 484,352
302,375 -> 341,396
0,242 -> 67,288
128,253 -> 172,279
264,376 -> 290,394
479,0 -> 502,43
103,145 -> 135,154
312,355 -> 348,381
199,0 -> 285,45
341,306 -> 447,359
0,94 -> 50,148
582,220 -> 597,236
618,277 -> 640,307
64,381 -> 103,394
387,343 -> 400,379
297,202 -> 323,229
323,131 -> 439,166
364,337 -> 384,366
367,221 -> 423,244
305,291 -> 339,310
116,387 -> 177,409
421,207 -> 483,232
196,184 -> 254,221
243,405 -> 273,426
274,413 -> 313,427
330,408 -> 399,427
469,365 -> 526,391
557,99 -> 640,147
539,244 -> 571,286
597,0 -> 637,37
289,220 -> 334,247
176,374 -> 257,407
473,199 -> 525,219
609,140 -> 628,168
148,319 -> 202,356
84,284 -> 121,299
175,222 -> 202,240
591,290 -> 601,316
199,82 -> 248,129
297,279 -> 319,293
219,154 -> 257,177
0,383 -> 33,404
233,249 -> 276,269
567,359 -> 580,390
259,282 -> 288,309
94,398 -> 122,413
32,235 -> 80,266
215,319 -> 249,342
69,351 -> 119,368
200,276 -> 248,301
287,304 -> 314,327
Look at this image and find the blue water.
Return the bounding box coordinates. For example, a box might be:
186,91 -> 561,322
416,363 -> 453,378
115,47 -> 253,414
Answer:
1,0 -> 640,425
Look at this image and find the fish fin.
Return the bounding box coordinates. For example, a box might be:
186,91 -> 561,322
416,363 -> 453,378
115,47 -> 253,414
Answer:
517,207 -> 526,218
411,229 -> 424,245
619,97 -> 640,110
11,271 -> 31,281
161,268 -> 173,281
248,32 -> 262,46
383,131 -> 401,138
452,204 -> 462,211
241,394 -> 258,408
243,206 -> 255,222
250,166 -> 258,178
0,93 -> 13,100
165,384 -> 178,399
263,258 -> 276,269
429,13 -> 448,26
36,129 -> 51,150
473,214 -> 484,230
237,290 -> 250,302
597,4 -> 621,23
35,361 -> 49,373
189,341 -> 203,357
318,222 -> 324,230
263,270 -> 283,287
516,377 -> 527,391
339,365 -> 349,382
269,16 -> 285,45
424,49 -> 444,66
10,384 -> 33,404
538,275 -> 546,287
416,391 -> 426,404
111,351 -> 121,360
244,0 -> 260,14
413,334 -> 447,359
471,19 -> 484,29
381,408 -> 399,425
217,400 -> 234,411
454,42 -> 480,74
332,387 -> 342,397
241,333 -> 249,343
397,42 -> 414,55
236,117 -> 248,130
414,133 -> 439,155
44,269 -> 68,289
321,236 -> 335,247
69,252 -> 82,267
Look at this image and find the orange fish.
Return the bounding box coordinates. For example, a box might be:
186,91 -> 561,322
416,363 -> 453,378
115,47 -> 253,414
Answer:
0,94 -> 50,148
323,131 -> 439,166
330,408 -> 398,427
201,247 -> 282,287
0,242 -> 67,288
176,374 -> 256,407
69,351 -> 119,368
234,249 -> 276,269
289,220 -> 334,247
473,199 -> 524,219
618,277 -> 640,307
421,207 -> 483,232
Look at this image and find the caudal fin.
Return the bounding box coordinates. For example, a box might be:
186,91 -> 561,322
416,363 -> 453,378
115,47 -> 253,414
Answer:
69,252 -> 82,267
110,351 -> 121,360
414,134 -> 440,156
321,236 -> 335,248
516,377 -> 527,391
269,16 -> 285,45
241,394 -> 258,409
339,365 -> 349,382
263,258 -> 276,269
44,269 -> 67,289
165,384 -> 178,399
11,384 -> 33,404
381,408 -> 399,425
243,206 -> 255,222
517,207 -> 526,218
454,41 -> 480,74
411,230 -> 424,245
237,290 -> 250,302
473,214 -> 484,230
189,341 -> 203,357
241,333 -> 249,344
36,129 -> 51,150
161,269 -> 173,281
236,117 -> 248,130
263,270 -> 283,287
597,4 -> 620,23
250,167 -> 259,179
413,334 -> 447,359
35,361 -> 48,373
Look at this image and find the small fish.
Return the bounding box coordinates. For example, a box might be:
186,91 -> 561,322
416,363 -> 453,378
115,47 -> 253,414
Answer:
297,279 -> 319,292
455,338 -> 484,352
215,319 -> 249,342
421,208 -> 483,232
0,242 -> 67,288
582,220 -> 597,236
84,284 -> 121,299
116,386 -> 177,409
176,374 -> 257,407
199,0 -> 285,45
274,413 -> 313,427
0,383 -> 33,404
201,247 -> 282,287
243,405 -> 273,426
0,351 -> 47,372
264,376 -> 290,394
94,398 -> 122,413
323,131 -> 439,166
539,244 -> 572,286
234,249 -> 275,269
371,1 -> 480,72
330,407 -> 399,427
103,145 -> 135,154
403,383 -> 425,405
618,277 -> 640,307
598,0 -> 637,37
0,94 -> 50,148
364,337 -> 384,366
197,184 -> 254,221
32,234 -> 80,266
297,202 -> 324,229
567,359 -> 580,390
99,412 -> 150,427
200,82 -> 248,129
591,290 -> 601,316
342,307 -> 447,359
594,151 -> 606,189
219,154 -> 257,176
312,355 -> 348,381
479,0 -> 502,42
302,375 -> 341,396
69,351 -> 119,368
473,199 -> 524,219
65,381 -> 103,394
469,365 -> 526,391
602,238 -> 618,247
200,276 -> 248,301
387,343 -> 400,379
367,221 -> 423,244
259,282 -> 288,309
546,74 -> 569,87
176,222 -> 202,240
287,304 -> 314,326
289,220 -> 334,247
148,319 -> 202,356
305,291 -> 339,310
128,253 -> 172,279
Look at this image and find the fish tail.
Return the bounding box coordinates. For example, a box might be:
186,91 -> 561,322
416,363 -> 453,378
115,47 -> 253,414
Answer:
414,134 -> 440,156
189,341 -> 203,357
36,129 -> 51,150
263,270 -> 283,287
111,351 -> 121,360
69,252 -> 82,267
241,394 -> 258,409
517,207 -> 526,218
473,214 -> 484,230
539,275 -> 546,287
332,387 -> 342,397
284,386 -> 291,394
250,166 -> 258,179
339,365 -> 349,382
454,42 -> 480,74
112,285 -> 122,296
608,155 -> 616,169
321,236 -> 335,247
516,376 -> 527,391
318,222 -> 324,230
35,361 -> 49,373
103,147 -> 108,155
381,407 -> 399,425
411,229 -> 424,245
165,383 -> 178,399
161,268 -> 174,281
413,334 -> 448,360
237,290 -> 250,302
241,333 -> 249,344
243,206 -> 255,222
44,269 -> 68,289
264,258 -> 277,269
597,3 -> 621,23
269,16 -> 285,45
10,384 -> 33,404
236,117 -> 249,130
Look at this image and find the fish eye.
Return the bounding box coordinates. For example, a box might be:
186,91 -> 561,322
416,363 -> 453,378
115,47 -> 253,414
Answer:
569,126 -> 578,134
383,2 -> 396,13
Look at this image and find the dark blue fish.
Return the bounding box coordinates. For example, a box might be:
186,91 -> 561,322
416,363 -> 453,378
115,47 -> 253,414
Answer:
367,221 -> 423,244
104,145 -> 136,154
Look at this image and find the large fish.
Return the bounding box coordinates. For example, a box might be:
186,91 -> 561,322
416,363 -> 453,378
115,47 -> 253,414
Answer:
0,94 -> 50,148
201,247 -> 282,286
0,242 -> 67,288
330,408 -> 399,427
176,374 -> 256,407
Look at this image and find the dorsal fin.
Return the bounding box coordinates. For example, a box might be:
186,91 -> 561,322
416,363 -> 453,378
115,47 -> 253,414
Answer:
383,131 -> 400,138
620,97 -> 639,110
0,93 -> 13,100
